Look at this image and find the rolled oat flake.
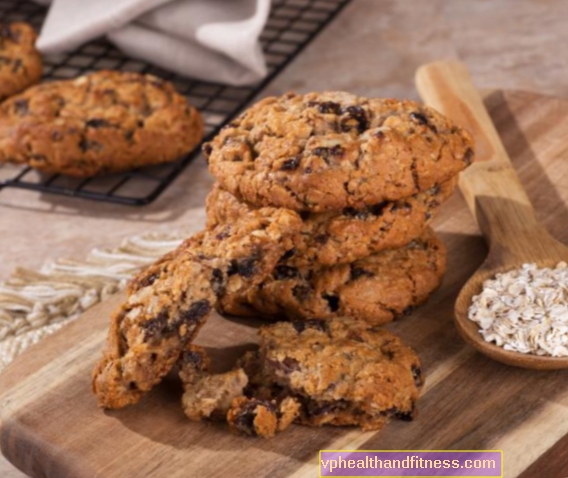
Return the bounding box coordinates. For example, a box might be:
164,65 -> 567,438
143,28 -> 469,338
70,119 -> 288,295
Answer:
468,262 -> 568,356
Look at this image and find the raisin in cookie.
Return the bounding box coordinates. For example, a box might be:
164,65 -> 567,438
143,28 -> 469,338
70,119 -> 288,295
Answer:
206,178 -> 456,266
92,208 -> 302,409
227,396 -> 300,437
0,70 -> 203,176
241,318 -> 423,431
220,228 -> 446,325
204,91 -> 473,212
0,23 -> 42,101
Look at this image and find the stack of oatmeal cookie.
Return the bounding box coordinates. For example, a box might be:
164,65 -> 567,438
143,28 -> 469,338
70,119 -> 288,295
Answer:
92,91 -> 473,438
204,91 -> 473,326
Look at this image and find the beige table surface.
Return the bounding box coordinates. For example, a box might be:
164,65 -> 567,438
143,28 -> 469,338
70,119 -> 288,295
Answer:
2,0 -> 568,476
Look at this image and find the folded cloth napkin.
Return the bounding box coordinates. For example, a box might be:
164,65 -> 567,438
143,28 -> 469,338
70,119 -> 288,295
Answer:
35,0 -> 271,86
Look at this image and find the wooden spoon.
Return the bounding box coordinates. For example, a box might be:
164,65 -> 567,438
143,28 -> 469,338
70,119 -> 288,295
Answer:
415,60 -> 568,369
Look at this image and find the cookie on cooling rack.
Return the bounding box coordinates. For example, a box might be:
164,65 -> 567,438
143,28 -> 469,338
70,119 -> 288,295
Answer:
0,70 -> 203,176
0,22 -> 42,101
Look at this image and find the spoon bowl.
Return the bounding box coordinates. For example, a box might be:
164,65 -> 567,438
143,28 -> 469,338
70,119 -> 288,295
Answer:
455,255 -> 568,370
416,61 -> 568,369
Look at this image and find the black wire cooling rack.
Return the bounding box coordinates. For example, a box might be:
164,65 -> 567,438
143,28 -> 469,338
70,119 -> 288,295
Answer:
0,0 -> 350,205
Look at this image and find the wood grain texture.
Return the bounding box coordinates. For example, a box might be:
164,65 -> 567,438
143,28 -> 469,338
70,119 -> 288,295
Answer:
2,90 -> 568,477
416,62 -> 568,369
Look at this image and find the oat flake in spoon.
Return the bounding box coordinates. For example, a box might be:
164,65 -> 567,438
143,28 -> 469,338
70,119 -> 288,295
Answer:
468,262 -> 568,357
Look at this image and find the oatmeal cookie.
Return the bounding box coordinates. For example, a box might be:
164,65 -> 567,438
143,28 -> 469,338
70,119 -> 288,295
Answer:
0,23 -> 42,101
92,208 -> 302,409
0,70 -> 203,176
204,91 -> 473,212
241,318 -> 423,431
220,228 -> 446,325
206,177 -> 456,266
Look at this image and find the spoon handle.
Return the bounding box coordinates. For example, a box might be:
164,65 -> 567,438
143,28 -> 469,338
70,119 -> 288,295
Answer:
415,60 -> 542,254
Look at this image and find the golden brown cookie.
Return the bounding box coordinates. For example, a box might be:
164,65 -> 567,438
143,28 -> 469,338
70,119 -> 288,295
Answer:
0,70 -> 203,176
204,91 -> 473,212
206,178 -> 456,266
241,318 -> 423,431
0,23 -> 42,101
92,208 -> 302,409
219,228 -> 446,325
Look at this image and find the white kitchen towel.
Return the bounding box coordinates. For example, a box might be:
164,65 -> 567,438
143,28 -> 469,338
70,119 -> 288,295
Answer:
36,0 -> 271,86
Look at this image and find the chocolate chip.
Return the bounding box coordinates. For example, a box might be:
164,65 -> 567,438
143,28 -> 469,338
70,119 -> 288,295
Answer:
341,105 -> 369,133
350,267 -> 373,281
124,130 -> 134,142
51,131 -> 63,141
323,294 -> 340,312
280,156 -> 300,171
143,310 -> 169,340
228,257 -> 257,278
292,319 -> 329,333
202,143 -> 213,156
411,365 -> 423,387
396,411 -> 414,421
223,121 -> 239,130
410,111 -> 429,125
232,399 -> 277,436
312,145 -> 344,162
308,101 -> 341,115
342,207 -> 368,220
13,99 -> 29,116
410,111 -> 438,133
233,408 -> 256,435
180,349 -> 207,371
292,285 -> 311,302
281,248 -> 296,261
391,201 -> 412,213
215,227 -> 230,240
464,147 -> 474,165
368,201 -> 388,216
273,265 -> 300,280
138,272 -> 159,289
86,118 -> 111,128
211,268 -> 225,296
314,234 -> 329,245
79,139 -> 103,152
180,299 -> 211,326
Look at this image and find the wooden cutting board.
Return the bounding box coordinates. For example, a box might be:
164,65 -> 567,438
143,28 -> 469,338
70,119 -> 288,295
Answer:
2,90 -> 568,478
